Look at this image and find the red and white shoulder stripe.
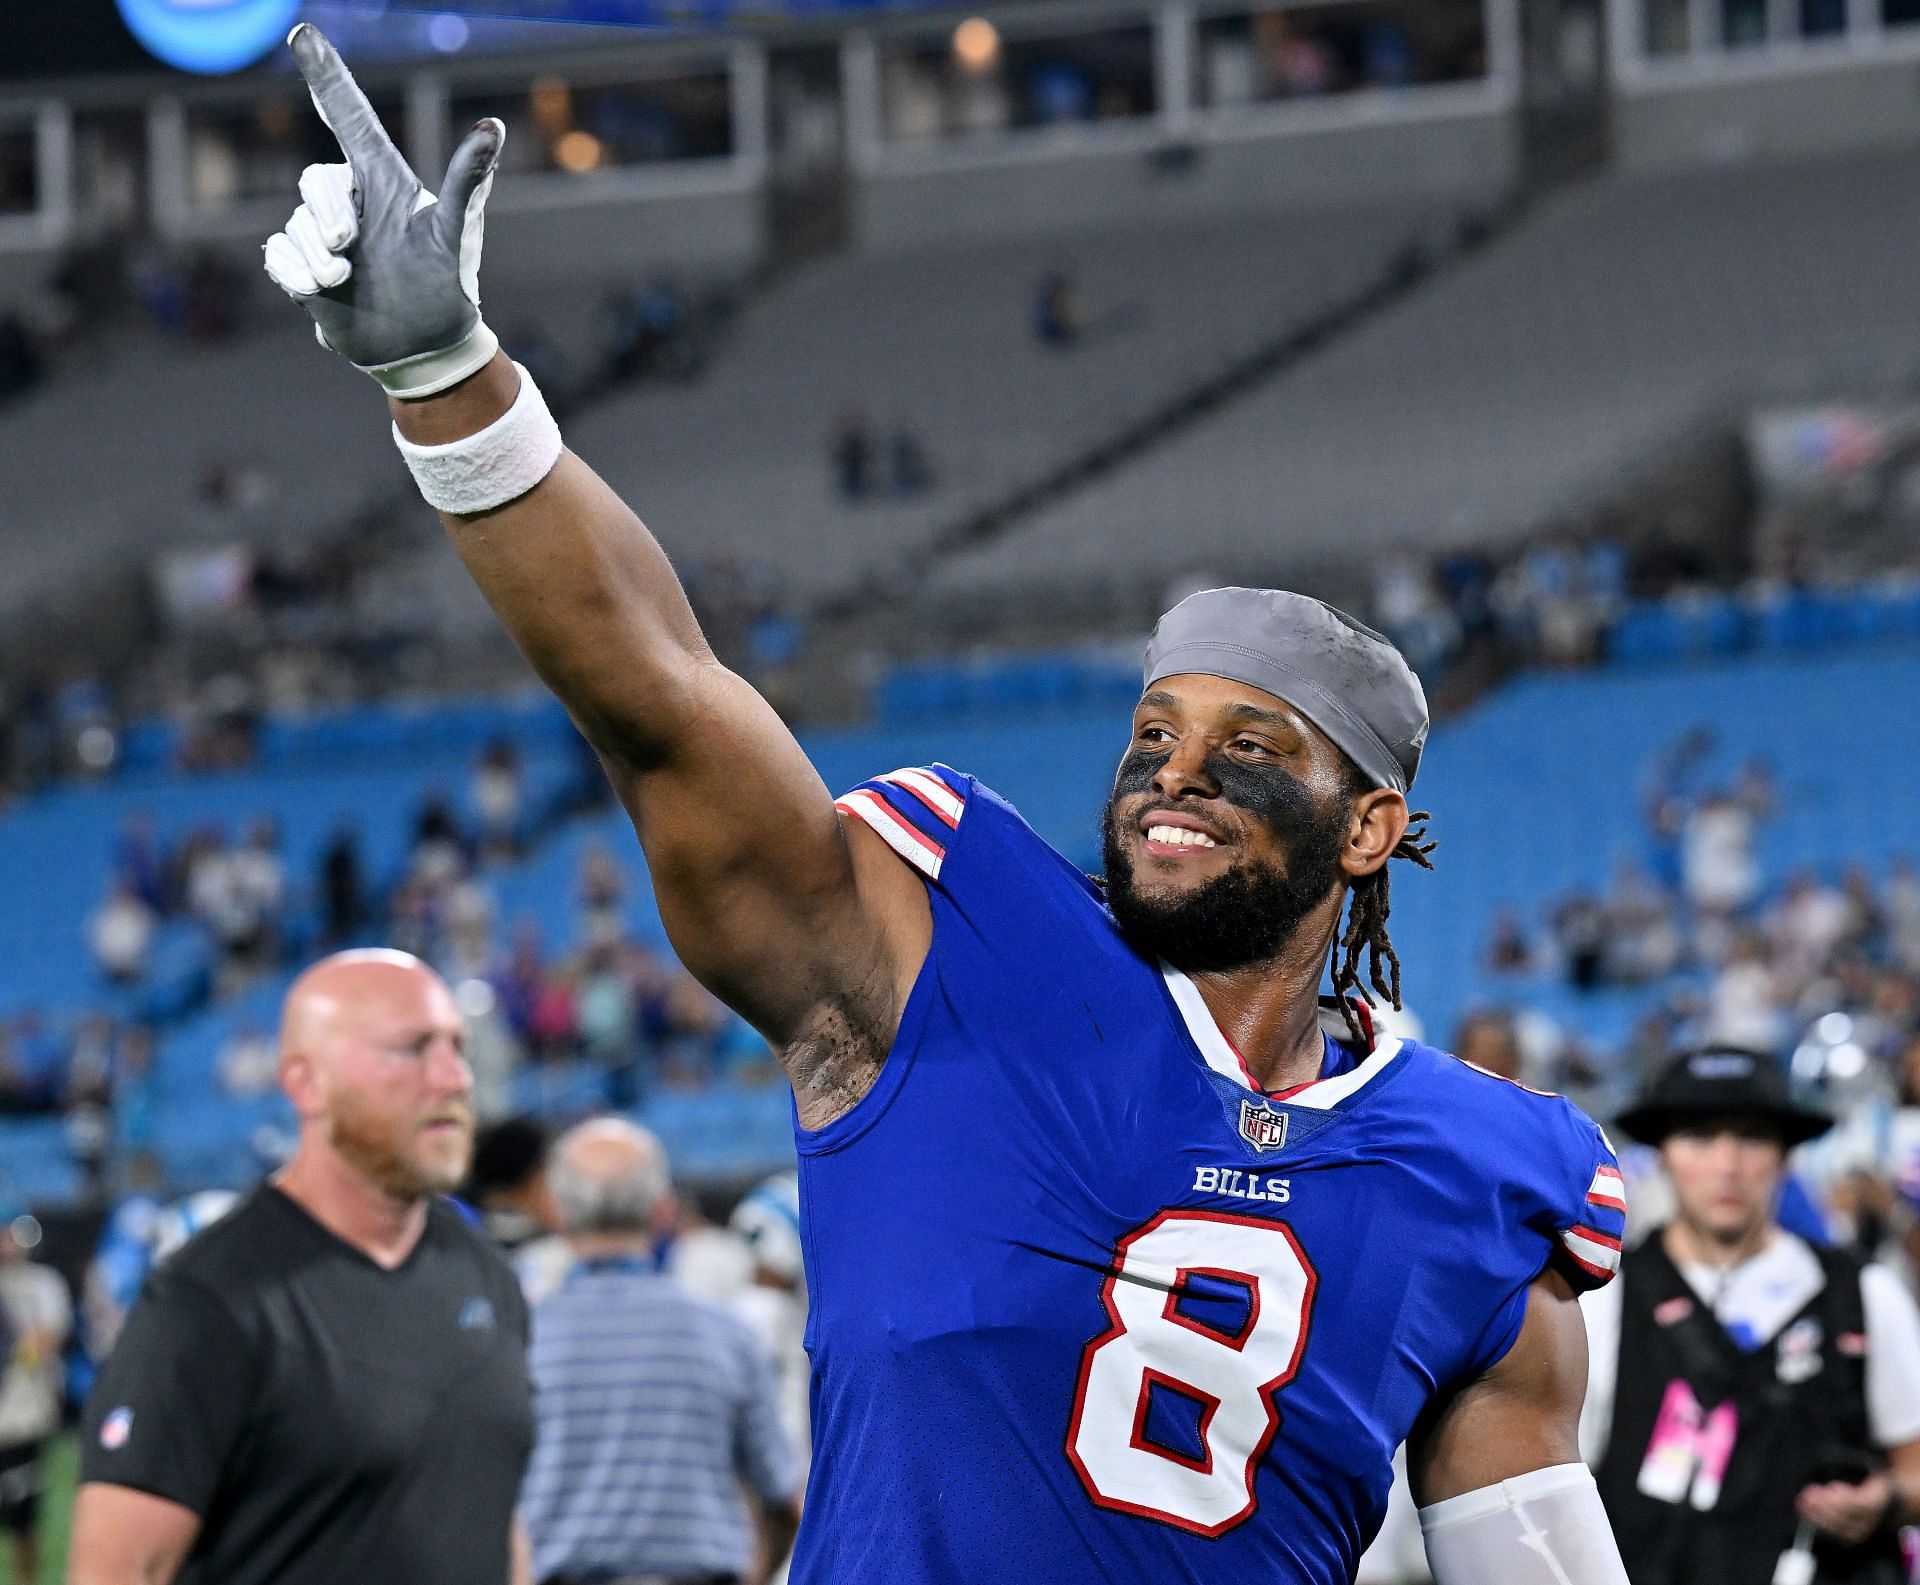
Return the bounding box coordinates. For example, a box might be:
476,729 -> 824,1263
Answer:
876,767 -> 964,828
1559,1224 -> 1623,1286
1586,1165 -> 1627,1213
834,765 -> 970,882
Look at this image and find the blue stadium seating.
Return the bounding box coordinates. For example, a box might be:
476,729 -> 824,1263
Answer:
1608,582 -> 1920,670
854,647 -> 1920,1060
0,700 -> 585,1025
0,1117 -> 84,1206
1609,594 -> 1747,664
4,646 -> 1918,1203
890,585 -> 1920,719
877,653 -> 1139,728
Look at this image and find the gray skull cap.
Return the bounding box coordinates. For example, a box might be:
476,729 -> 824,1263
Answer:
1142,587 -> 1429,792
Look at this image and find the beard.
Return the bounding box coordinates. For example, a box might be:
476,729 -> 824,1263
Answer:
327,1086 -> 472,1201
1100,776 -> 1351,974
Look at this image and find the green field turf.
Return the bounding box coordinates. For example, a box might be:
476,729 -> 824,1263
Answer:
1,1433 -> 74,1585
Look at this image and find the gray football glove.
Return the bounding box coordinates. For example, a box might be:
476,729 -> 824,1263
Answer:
264,24 -> 504,398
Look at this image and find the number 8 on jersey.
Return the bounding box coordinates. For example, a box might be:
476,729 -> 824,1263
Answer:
1066,1208 -> 1318,1536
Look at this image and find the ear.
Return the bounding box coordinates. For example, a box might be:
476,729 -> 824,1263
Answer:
280,1045 -> 326,1122
652,1188 -> 680,1240
1342,788 -> 1409,879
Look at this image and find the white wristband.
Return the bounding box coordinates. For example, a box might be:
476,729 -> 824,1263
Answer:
392,362 -> 562,516
355,320 -> 500,400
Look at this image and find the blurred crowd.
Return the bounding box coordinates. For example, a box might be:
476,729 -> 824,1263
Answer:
0,1016 -> 150,1126
0,729 -> 774,1205
1219,5 -> 1485,102
884,0 -> 1475,143
828,411 -> 936,503
0,541 -> 802,810
0,238 -> 253,415
79,742 -> 542,1007
0,257 -> 753,810
405,837 -> 774,1120
1372,530 -> 1645,687
1370,522 -> 1920,709
1484,736 -> 1786,1001
1462,729 -> 1920,1302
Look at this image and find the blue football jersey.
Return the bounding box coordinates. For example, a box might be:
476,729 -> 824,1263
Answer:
796,766 -> 1626,1585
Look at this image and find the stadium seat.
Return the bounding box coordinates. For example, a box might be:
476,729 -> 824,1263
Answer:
1609,601 -> 1685,664
10,603 -> 1920,1202
928,146 -> 1920,608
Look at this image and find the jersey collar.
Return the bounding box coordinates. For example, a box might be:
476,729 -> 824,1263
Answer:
1160,964 -> 1404,1110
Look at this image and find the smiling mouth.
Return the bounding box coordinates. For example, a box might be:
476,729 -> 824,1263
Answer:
1144,824 -> 1220,850
1136,809 -> 1233,861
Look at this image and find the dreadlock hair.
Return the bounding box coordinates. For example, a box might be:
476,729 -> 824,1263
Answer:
1330,761 -> 1437,1049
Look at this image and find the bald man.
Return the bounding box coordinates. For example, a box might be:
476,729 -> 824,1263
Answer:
69,951 -> 536,1585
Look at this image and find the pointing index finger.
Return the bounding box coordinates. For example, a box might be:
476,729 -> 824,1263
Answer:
288,24 -> 407,175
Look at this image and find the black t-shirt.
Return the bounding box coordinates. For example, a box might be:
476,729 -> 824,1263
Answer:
81,1185 -> 534,1585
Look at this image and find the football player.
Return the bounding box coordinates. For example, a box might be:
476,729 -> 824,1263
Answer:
263,31 -> 1629,1582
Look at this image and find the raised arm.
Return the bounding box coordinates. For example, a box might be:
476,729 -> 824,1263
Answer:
265,28 -> 928,1126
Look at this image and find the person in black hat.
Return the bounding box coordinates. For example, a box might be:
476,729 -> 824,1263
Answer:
1579,1046 -> 1920,1585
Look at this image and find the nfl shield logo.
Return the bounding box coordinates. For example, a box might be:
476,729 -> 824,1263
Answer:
1238,1099 -> 1289,1152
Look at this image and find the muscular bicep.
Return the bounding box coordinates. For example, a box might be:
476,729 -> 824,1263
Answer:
598,660 -> 929,1069
68,1483 -> 201,1585
1410,1267 -> 1591,1506
415,372 -> 930,1102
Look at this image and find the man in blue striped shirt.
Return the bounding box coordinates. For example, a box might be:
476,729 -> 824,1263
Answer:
520,1119 -> 798,1585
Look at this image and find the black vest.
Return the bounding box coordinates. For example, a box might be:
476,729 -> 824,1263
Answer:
1596,1233 -> 1904,1585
